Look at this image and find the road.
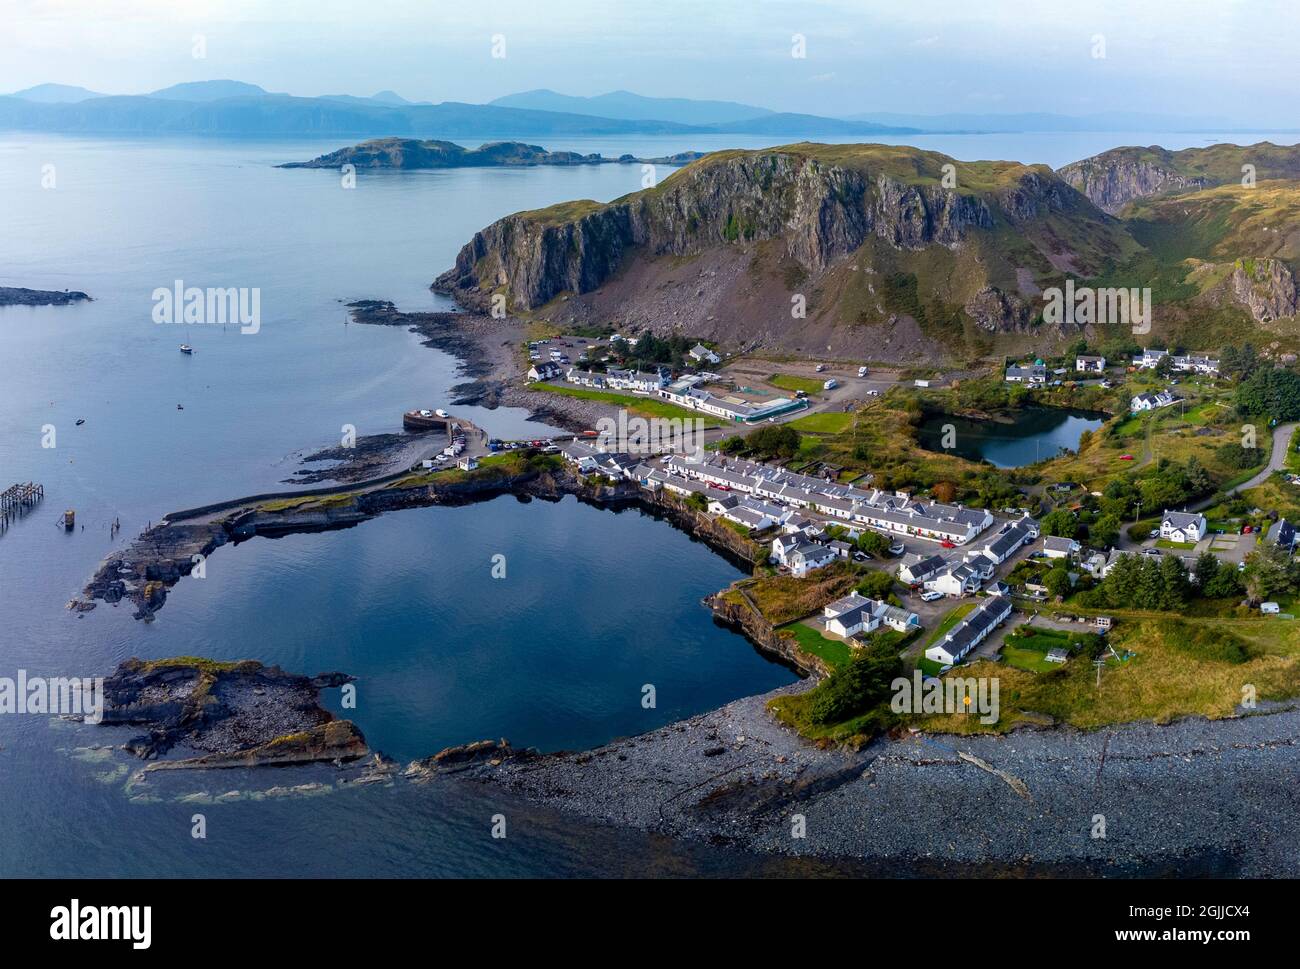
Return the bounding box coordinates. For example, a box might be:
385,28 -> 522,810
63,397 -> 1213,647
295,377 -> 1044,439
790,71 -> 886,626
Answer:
1217,421 -> 1298,499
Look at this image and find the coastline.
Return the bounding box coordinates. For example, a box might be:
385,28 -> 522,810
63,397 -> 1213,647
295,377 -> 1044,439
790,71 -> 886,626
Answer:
75,294 -> 1300,876
446,684 -> 1300,876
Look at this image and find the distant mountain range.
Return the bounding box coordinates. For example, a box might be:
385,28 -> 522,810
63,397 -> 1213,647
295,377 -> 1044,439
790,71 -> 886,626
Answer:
3,81 -> 1291,137
487,89 -> 773,125
0,80 -> 916,137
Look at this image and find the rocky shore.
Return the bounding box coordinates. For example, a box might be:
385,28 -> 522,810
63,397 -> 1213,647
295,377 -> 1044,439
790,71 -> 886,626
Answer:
0,286 -> 91,307
98,657 -> 365,769
450,684 -> 1300,876
345,299 -> 631,434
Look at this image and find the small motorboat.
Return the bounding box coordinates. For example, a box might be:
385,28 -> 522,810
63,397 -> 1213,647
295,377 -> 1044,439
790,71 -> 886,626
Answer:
176,404 -> 184,410
74,418 -> 85,426
179,344 -> 193,354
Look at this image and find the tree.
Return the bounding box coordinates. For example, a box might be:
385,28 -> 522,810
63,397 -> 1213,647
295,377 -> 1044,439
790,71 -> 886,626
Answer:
1203,562 -> 1245,599
807,644 -> 901,725
1157,554 -> 1190,610
1193,552 -> 1221,589
1044,565 -> 1072,599
931,480 -> 957,504
1237,366 -> 1300,421
855,568 -> 897,601
1090,513 -> 1122,548
1216,441 -> 1261,470
1041,508 -> 1080,539
1243,544 -> 1293,602
745,424 -> 801,460
856,530 -> 890,558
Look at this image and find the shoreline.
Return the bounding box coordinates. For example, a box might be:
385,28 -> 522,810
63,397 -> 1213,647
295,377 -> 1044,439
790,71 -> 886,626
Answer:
445,683 -> 1300,876
75,293 -> 1300,876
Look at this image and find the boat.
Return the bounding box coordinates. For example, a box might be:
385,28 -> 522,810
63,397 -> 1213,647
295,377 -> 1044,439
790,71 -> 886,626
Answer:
179,344 -> 193,354
403,409 -> 446,432
74,418 -> 85,426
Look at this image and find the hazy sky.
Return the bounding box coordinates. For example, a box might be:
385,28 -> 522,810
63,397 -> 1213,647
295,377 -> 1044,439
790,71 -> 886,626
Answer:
4,0 -> 1297,123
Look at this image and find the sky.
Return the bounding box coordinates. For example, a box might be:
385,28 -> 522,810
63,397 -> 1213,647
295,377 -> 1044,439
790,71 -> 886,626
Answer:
3,0 -> 1298,124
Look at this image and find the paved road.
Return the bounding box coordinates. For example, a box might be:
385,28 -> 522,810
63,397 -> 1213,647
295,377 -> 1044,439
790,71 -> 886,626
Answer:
1218,421 -> 1298,499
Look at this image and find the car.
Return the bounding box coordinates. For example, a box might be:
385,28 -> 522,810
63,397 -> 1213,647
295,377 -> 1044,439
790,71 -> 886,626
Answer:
1149,528 -> 1160,538
919,590 -> 944,602
888,541 -> 905,556
1119,454 -> 1134,460
852,551 -> 869,562
940,540 -> 956,549
857,366 -> 868,377
815,364 -> 827,372
1242,525 -> 1253,534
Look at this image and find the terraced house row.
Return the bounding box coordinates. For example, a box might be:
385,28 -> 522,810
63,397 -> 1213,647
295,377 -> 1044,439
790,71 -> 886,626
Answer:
658,454 -> 995,545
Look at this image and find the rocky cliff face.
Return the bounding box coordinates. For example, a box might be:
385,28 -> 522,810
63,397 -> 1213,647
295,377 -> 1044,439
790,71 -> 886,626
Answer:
434,149 -> 1087,314
1229,258 -> 1299,322
1057,149 -> 1210,215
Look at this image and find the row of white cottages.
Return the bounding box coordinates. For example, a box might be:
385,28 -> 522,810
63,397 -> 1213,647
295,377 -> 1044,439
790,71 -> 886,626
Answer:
898,515 -> 1041,597
925,595 -> 1015,666
658,454 -> 995,546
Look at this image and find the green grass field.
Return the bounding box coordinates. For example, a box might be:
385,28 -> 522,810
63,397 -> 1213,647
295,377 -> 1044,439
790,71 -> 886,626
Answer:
788,412 -> 856,434
785,621 -> 854,668
768,373 -> 825,395
531,383 -> 719,425
1001,644 -> 1063,673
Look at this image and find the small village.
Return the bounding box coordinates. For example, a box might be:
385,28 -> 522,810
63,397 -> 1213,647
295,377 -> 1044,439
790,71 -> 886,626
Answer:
479,323 -> 1300,739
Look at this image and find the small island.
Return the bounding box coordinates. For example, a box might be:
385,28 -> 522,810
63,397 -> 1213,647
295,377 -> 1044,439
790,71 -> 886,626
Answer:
278,137 -> 706,170
0,286 -> 91,307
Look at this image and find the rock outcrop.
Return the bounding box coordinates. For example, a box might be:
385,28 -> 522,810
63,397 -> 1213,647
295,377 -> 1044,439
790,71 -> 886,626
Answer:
1058,148 -> 1209,215
1058,142 -> 1300,214
99,657 -> 364,766
964,286 -> 1035,332
1229,257 -> 1299,322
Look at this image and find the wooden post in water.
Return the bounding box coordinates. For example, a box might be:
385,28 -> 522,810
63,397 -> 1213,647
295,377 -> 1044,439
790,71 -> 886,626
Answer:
1,482 -> 44,531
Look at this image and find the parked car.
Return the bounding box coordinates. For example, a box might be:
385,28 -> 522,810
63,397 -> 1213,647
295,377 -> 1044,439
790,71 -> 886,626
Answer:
1242,525 -> 1253,534
888,541 -> 905,556
1119,454 -> 1134,461
919,590 -> 944,602
940,539 -> 956,549
857,366 -> 868,377
815,364 -> 827,372
1149,528 -> 1160,538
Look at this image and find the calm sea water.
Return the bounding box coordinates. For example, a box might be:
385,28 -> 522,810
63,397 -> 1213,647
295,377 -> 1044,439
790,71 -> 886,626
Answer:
0,130 -> 1289,876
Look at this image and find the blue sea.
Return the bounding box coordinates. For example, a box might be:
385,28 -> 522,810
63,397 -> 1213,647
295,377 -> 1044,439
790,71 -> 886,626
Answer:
1,130 -> 1293,876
